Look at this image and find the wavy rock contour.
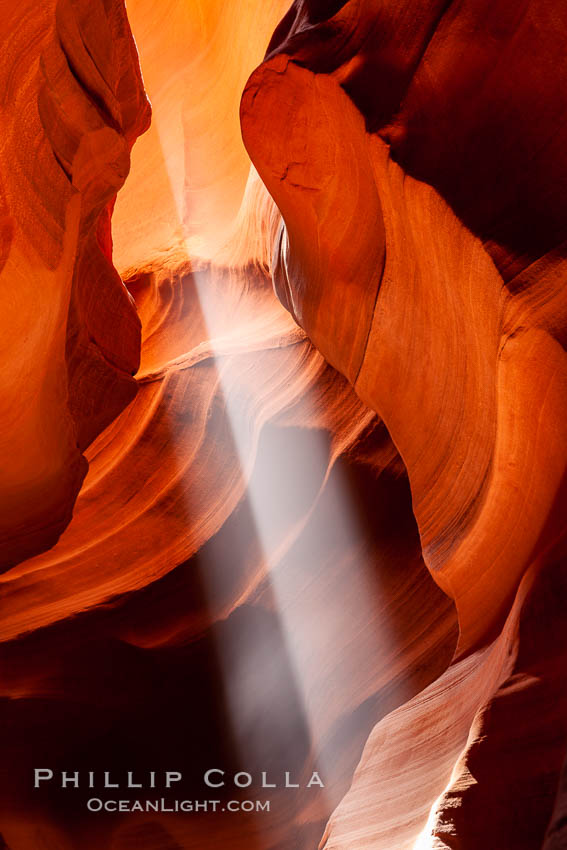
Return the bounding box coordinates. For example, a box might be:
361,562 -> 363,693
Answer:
0,0 -> 150,569
1,0 -> 566,849
240,0 -> 567,847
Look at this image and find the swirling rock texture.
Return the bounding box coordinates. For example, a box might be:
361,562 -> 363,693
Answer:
0,2 -> 565,850
0,0 -> 150,570
241,0 -> 567,847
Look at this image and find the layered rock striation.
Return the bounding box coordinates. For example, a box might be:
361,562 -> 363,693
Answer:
242,0 -> 567,655
0,0 -> 150,569
1,1 -> 566,849
240,1 -> 567,847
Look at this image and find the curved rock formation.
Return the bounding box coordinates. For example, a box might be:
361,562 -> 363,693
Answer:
1,0 -> 566,848
241,0 -> 567,657
0,257 -> 458,849
0,2 -> 459,848
0,0 -> 150,569
240,0 -> 567,847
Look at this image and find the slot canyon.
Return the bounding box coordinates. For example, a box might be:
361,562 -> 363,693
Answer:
0,0 -> 566,848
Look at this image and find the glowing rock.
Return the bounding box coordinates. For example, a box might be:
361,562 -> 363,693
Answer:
0,0 -> 150,568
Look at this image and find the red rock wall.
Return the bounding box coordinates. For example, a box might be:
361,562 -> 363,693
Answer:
242,0 -> 567,654
0,1 -> 566,849
240,1 -> 567,846
0,0 -> 150,569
